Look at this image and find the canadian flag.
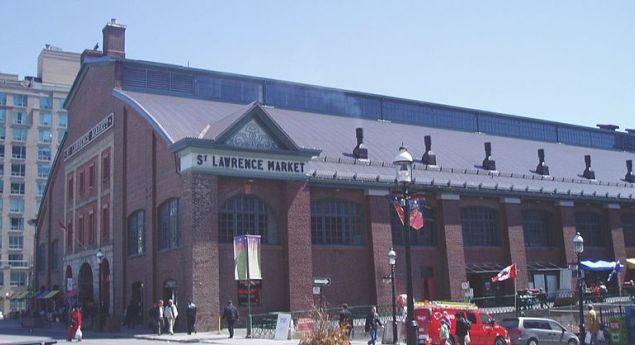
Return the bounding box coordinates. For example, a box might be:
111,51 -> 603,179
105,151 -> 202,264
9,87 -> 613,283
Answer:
491,264 -> 517,283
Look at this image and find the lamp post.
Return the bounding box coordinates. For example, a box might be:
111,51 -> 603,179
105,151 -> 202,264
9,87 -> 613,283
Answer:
393,145 -> 418,345
388,248 -> 398,344
96,249 -> 104,331
573,232 -> 584,344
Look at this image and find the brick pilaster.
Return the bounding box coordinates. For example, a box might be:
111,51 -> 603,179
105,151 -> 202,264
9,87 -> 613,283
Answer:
367,193 -> 393,306
558,201 -> 577,264
606,204 -> 626,285
502,198 -> 528,289
438,194 -> 467,300
285,181 -> 313,311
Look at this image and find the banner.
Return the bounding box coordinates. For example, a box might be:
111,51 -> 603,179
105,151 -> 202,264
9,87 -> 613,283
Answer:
234,235 -> 262,280
491,263 -> 517,283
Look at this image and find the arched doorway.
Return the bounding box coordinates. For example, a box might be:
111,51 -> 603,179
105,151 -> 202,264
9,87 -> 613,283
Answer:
78,263 -> 94,308
130,281 -> 144,326
100,259 -> 110,315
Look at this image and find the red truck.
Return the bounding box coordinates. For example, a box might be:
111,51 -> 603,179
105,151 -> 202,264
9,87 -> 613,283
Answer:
412,301 -> 511,345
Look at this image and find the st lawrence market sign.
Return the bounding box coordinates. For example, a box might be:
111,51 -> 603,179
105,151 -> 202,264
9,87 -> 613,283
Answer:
64,113 -> 114,160
180,151 -> 308,178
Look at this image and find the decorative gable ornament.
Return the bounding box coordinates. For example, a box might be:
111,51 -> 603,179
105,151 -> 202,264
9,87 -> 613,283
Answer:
225,119 -> 280,150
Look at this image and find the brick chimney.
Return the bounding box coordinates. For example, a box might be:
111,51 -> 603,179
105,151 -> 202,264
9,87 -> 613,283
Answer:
102,18 -> 126,58
482,142 -> 496,171
352,128 -> 368,160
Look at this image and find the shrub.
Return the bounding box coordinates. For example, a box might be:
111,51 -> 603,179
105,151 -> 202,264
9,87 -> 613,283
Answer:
299,308 -> 350,345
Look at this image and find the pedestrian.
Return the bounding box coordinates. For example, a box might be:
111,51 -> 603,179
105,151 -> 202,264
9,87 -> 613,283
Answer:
221,300 -> 239,338
364,306 -> 383,345
186,299 -> 198,335
455,312 -> 471,345
164,299 -> 178,335
440,318 -> 450,345
586,304 -> 600,345
66,305 -> 83,342
339,303 -> 353,343
150,300 -> 164,336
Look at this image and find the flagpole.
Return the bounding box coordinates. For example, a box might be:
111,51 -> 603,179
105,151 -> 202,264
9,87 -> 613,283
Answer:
514,276 -> 517,316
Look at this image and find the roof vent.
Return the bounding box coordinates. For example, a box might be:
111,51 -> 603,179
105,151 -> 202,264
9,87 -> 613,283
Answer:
626,160 -> 634,183
482,142 -> 496,170
582,154 -> 595,180
536,148 -> 550,176
596,124 -> 619,131
421,135 -> 437,165
352,128 -> 368,159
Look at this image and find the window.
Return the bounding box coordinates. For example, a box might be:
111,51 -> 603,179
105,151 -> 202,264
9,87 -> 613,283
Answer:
575,212 -> 606,247
39,129 -> 51,143
11,164 -> 25,177
12,146 -> 26,159
0,127 -> 5,140
0,164 -> 3,177
128,210 -> 145,255
0,109 -> 5,123
0,272 -> 3,287
39,112 -> 52,126
0,146 -> 3,158
0,92 -> 6,105
11,182 -> 25,195
9,254 -> 25,267
12,110 -> 28,125
38,147 -> 51,161
311,199 -> 364,245
66,222 -> 73,252
219,195 -> 279,244
10,271 -> 26,287
622,214 -> 635,247
9,198 -> 24,213
522,209 -> 554,247
37,181 -> 46,196
391,205 -> 436,246
13,95 -> 27,107
0,181 -> 3,194
58,113 -> 68,128
51,240 -> 59,272
158,198 -> 180,250
101,204 -> 109,241
88,164 -> 95,188
39,96 -> 52,109
38,164 -> 50,178
12,128 -> 27,142
461,206 -> 500,246
79,170 -> 84,194
37,244 -> 46,272
9,236 -> 23,250
67,176 -> 73,201
78,216 -> 84,246
57,98 -> 65,109
88,211 -> 95,245
10,217 -> 24,231
58,129 -> 65,142
102,153 -> 110,185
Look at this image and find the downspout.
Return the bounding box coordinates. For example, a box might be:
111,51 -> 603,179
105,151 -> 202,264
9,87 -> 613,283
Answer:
151,133 -> 158,301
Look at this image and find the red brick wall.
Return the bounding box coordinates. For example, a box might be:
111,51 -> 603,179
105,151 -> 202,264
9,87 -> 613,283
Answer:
285,181 -> 313,311
368,195 -> 393,306
502,200 -> 529,289
437,196 -> 466,300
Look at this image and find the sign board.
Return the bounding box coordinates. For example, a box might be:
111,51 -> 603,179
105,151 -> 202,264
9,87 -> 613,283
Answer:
237,280 -> 262,306
312,286 -> 321,295
313,277 -> 331,287
274,313 -> 292,340
64,113 -> 114,160
180,151 -> 309,178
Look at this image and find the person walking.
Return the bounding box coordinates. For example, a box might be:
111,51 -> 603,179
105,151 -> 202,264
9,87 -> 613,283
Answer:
364,306 -> 383,345
455,312 -> 472,345
186,299 -> 198,335
586,304 -> 600,345
339,303 -> 354,343
150,300 -> 164,336
66,306 -> 83,342
164,299 -> 178,335
222,300 -> 239,338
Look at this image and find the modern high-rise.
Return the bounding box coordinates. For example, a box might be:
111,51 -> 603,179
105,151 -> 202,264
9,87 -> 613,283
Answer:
0,46 -> 80,315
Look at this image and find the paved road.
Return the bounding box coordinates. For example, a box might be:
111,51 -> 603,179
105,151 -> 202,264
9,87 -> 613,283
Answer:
0,320 -> 380,344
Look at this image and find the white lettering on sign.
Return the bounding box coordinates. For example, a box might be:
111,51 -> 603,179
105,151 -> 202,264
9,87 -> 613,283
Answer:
64,113 -> 114,161
194,153 -> 306,174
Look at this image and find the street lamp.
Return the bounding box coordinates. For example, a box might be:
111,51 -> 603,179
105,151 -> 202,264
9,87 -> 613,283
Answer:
573,232 -> 584,344
388,248 -> 398,344
393,145 -> 418,345
96,249 -> 104,331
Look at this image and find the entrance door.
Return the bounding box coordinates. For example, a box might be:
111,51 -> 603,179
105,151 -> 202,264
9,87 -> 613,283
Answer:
78,263 -> 94,308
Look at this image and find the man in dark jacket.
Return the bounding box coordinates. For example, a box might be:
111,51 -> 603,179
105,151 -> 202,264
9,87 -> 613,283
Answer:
365,306 -> 383,345
339,303 -> 353,343
455,312 -> 472,345
221,300 -> 239,338
186,299 -> 197,335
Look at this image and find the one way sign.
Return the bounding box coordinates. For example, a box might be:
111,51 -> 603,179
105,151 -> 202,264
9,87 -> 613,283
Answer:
313,277 -> 331,287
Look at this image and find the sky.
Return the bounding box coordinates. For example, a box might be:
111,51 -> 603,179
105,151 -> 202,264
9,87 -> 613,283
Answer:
1,1 -> 634,130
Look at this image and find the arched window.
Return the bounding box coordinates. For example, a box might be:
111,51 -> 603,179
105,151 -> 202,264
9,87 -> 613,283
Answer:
219,195 -> 279,244
158,198 -> 180,250
128,210 -> 145,255
390,205 -> 436,246
623,214 -> 635,247
575,212 -> 606,247
461,206 -> 500,247
311,199 -> 364,245
522,209 -> 554,247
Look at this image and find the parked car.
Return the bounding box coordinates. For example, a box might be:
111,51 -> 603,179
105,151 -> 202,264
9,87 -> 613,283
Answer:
502,317 -> 578,345
413,301 -> 510,345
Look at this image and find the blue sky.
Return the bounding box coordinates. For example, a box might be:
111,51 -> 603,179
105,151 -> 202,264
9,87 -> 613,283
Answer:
1,1 -> 634,130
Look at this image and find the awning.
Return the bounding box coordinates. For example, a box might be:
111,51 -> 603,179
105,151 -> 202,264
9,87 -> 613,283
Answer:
12,291 -> 32,300
65,289 -> 78,298
34,290 -> 50,299
526,262 -> 567,271
580,260 -> 624,272
41,290 -> 60,299
466,263 -> 505,274
627,258 -> 635,269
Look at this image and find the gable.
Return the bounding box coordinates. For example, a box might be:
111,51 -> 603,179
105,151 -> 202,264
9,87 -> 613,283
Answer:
224,119 -> 281,150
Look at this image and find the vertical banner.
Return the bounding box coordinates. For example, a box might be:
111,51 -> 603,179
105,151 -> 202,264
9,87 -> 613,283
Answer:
234,235 -> 262,280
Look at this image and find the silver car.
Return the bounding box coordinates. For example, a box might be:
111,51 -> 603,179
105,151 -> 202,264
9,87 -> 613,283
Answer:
502,317 -> 579,345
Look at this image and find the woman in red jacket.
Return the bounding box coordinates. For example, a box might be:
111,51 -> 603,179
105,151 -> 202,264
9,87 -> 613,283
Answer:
67,306 -> 83,342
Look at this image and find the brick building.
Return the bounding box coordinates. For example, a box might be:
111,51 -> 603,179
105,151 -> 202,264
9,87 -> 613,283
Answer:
35,20 -> 635,331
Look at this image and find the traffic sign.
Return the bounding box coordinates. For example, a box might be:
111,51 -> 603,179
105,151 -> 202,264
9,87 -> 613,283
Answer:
313,277 -> 331,287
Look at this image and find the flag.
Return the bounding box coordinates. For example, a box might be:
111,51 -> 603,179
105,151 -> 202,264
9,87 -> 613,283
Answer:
607,261 -> 622,282
491,264 -> 517,283
393,197 -> 425,230
393,200 -> 405,224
